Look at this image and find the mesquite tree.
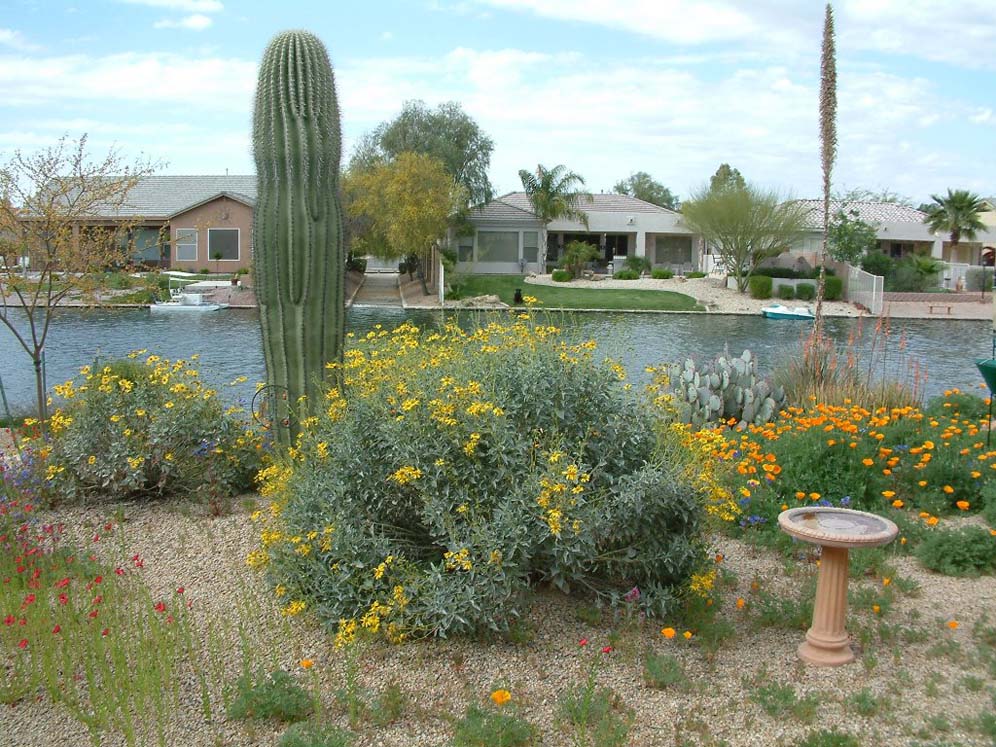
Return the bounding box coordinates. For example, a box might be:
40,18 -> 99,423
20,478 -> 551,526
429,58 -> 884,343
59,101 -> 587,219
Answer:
252,30 -> 345,445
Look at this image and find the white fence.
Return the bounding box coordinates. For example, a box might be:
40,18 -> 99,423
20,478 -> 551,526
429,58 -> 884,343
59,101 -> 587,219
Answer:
847,264 -> 884,315
940,262 -> 970,291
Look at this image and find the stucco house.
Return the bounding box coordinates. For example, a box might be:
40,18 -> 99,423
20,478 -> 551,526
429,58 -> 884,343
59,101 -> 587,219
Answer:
100,175 -> 256,272
790,199 -> 996,266
456,192 -> 700,274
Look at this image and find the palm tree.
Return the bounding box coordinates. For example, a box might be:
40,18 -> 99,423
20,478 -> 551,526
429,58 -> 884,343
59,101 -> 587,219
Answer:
923,189 -> 986,249
518,164 -> 593,272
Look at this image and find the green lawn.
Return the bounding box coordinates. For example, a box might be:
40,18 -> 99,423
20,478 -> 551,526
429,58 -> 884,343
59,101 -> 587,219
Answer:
450,274 -> 704,311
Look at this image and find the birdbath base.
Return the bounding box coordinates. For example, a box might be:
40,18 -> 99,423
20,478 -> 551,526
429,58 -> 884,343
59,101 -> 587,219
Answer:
778,508 -> 898,667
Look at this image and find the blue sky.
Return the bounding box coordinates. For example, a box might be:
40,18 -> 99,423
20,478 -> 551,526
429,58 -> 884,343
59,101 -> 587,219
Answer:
1,0 -> 993,204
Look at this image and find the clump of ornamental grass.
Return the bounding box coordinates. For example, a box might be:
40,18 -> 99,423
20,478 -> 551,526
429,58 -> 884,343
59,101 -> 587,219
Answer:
452,689 -> 535,747
774,316 -> 924,411
19,353 -> 263,506
251,315 -> 711,640
915,526 -> 996,577
278,722 -> 353,747
227,668 -> 312,722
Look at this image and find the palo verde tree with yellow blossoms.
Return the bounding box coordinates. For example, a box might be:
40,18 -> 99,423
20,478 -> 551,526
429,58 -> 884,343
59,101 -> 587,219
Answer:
249,316 -> 720,641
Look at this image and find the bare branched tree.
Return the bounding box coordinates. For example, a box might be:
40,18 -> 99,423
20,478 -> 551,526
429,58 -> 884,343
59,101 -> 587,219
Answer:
0,135 -> 157,426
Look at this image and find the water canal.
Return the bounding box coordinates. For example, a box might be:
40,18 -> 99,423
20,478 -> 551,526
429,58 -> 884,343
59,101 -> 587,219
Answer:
0,307 -> 989,411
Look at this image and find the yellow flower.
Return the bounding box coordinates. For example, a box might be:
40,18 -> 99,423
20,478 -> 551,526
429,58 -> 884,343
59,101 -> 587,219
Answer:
683,630 -> 693,640
661,627 -> 676,639
87,455 -> 96,465
942,485 -> 954,494
947,620 -> 958,630
490,689 -> 511,707
881,490 -> 895,498
300,659 -> 314,669
281,600 -> 307,617
955,500 -> 970,510
388,465 -> 423,485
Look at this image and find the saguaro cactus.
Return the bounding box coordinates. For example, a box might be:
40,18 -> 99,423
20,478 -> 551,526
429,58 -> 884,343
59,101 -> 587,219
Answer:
252,30 -> 345,444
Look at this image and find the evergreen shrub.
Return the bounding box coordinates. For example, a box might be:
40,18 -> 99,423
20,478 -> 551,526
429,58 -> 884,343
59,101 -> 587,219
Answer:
651,269 -> 673,280
777,285 -> 795,300
252,319 -> 707,639
795,283 -> 815,301
748,275 -> 772,299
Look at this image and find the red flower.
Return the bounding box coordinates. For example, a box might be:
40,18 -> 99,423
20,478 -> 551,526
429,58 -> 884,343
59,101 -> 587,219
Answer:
101,628 -> 109,637
21,594 -> 35,608
93,535 -> 99,543
3,614 -> 13,626
114,568 -> 125,576
58,593 -> 68,605
601,646 -> 613,654
52,625 -> 61,634
104,523 -> 113,531
578,638 -> 589,647
154,602 -> 166,613
93,576 -> 103,584
88,609 -> 98,619
166,615 -> 174,624
54,577 -> 70,588
92,595 -> 102,605
17,638 -> 27,649
176,586 -> 185,595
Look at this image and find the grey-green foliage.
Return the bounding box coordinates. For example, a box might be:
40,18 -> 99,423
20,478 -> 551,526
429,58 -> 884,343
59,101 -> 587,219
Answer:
252,30 -> 345,444
667,349 -> 786,427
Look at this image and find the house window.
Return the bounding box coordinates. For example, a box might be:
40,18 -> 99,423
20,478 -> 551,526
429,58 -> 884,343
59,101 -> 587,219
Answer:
208,228 -> 239,261
457,235 -> 474,262
655,236 -> 692,265
175,229 -> 197,262
523,231 -> 539,263
477,231 -> 518,263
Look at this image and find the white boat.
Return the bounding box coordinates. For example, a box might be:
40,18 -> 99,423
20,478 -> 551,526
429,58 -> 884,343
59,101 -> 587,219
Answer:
150,281 -> 228,312
761,304 -> 815,320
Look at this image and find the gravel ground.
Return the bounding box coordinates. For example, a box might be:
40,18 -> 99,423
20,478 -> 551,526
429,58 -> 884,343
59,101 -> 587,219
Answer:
3,500 -> 995,747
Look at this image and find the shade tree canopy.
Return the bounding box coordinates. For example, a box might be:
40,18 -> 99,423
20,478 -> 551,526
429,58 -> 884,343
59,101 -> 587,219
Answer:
681,181 -> 807,293
348,100 -> 494,206
612,171 -> 679,210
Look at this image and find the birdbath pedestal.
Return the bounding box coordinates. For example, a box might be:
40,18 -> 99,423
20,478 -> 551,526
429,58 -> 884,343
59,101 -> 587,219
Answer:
778,507 -> 898,666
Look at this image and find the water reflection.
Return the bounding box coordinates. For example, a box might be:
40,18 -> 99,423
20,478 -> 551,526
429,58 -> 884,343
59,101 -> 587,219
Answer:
0,306 -> 989,410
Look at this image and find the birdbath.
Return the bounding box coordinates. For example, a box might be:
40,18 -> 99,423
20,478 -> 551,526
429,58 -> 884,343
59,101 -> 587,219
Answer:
778,507 -> 898,666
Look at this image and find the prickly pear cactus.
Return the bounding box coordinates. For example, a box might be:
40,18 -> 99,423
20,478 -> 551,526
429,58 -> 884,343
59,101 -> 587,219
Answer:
667,349 -> 786,428
252,30 -> 345,444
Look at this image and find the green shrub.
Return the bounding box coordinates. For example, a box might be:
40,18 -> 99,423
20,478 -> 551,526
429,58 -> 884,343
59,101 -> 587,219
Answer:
345,256 -> 367,274
824,275 -> 843,301
753,267 -> 800,279
887,262 -> 927,292
612,269 -> 640,280
560,240 -> 600,278
453,703 -> 535,747
795,283 -> 815,301
916,527 -> 996,576
686,271 -> 706,278
551,269 -> 573,282
748,275 -> 772,299
623,255 -> 651,275
29,355 -> 262,505
643,653 -> 687,689
777,284 -> 795,300
279,723 -> 352,747
795,729 -> 861,747
253,320 -> 705,639
651,268 -> 673,279
983,481 -> 996,526
924,391 -> 989,420
860,251 -> 893,277
965,267 -> 993,293
228,669 -> 312,722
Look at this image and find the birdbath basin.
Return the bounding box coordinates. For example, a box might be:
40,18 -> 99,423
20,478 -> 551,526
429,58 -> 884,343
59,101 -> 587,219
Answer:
778,507 -> 899,666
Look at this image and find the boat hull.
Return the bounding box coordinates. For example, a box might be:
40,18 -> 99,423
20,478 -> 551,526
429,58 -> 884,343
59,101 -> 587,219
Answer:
761,305 -> 814,320
150,303 -> 228,312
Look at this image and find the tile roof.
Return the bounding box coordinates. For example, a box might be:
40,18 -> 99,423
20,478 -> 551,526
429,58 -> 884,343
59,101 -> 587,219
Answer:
498,191 -> 676,215
467,197 -> 543,223
98,175 -> 257,218
793,199 -> 927,229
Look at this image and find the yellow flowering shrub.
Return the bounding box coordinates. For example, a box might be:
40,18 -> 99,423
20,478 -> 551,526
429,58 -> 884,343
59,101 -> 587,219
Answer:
23,355 -> 264,504
252,317 -> 706,639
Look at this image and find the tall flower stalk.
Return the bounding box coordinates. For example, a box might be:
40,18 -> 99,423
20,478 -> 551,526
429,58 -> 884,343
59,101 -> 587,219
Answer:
814,2 -> 837,336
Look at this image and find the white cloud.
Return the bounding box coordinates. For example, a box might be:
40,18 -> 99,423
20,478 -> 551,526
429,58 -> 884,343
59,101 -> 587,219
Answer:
380,31 -> 394,41
970,108 -> 993,125
120,0 -> 223,11
0,51 -> 255,108
0,28 -> 41,52
153,13 -> 213,30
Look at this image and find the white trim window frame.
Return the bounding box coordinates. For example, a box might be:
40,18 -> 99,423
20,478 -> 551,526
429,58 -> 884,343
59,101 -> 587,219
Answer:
208,227 -> 240,261
175,228 -> 197,263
